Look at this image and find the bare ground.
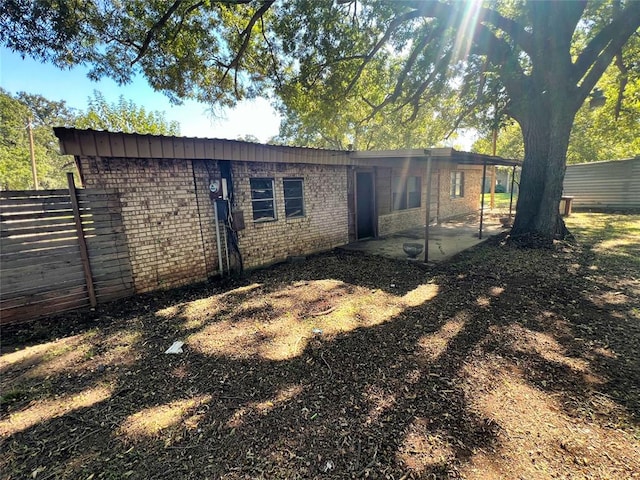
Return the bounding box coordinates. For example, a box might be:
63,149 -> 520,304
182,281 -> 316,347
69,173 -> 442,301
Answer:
1,212 -> 639,479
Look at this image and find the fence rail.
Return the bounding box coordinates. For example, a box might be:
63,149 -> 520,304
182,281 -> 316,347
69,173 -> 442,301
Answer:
1,177 -> 134,325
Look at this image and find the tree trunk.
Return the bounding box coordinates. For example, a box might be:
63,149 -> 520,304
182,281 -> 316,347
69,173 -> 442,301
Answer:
510,99 -> 574,246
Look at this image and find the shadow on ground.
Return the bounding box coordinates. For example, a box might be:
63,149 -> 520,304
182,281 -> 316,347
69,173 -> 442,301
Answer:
2,214 -> 639,479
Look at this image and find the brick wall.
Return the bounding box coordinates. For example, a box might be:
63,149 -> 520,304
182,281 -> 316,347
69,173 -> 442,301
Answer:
78,156 -> 219,293
372,163 -> 483,236
437,164 -> 483,220
77,154 -> 480,294
375,166 -> 437,237
78,157 -> 350,291
231,162 -> 349,269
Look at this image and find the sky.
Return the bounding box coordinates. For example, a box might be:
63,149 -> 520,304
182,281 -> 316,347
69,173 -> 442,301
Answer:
0,48 -> 282,142
1,48 -> 477,150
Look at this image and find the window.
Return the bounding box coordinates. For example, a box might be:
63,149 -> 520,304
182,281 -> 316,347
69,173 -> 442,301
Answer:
450,171 -> 464,198
392,176 -> 422,210
283,178 -> 304,218
407,176 -> 421,208
250,178 -> 276,221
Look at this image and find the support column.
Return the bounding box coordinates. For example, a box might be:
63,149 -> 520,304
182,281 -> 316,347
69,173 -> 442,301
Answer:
424,157 -> 433,263
509,165 -> 517,218
479,161 -> 488,239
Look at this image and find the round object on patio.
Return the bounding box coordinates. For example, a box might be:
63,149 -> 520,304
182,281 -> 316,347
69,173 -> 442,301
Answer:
403,242 -> 424,259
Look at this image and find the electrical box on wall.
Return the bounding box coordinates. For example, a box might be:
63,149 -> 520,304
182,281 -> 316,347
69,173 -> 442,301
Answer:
231,210 -> 245,231
209,178 -> 228,200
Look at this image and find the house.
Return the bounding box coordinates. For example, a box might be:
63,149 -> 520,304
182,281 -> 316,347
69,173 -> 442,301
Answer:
54,128 -> 519,294
563,157 -> 640,210
482,166 -> 519,194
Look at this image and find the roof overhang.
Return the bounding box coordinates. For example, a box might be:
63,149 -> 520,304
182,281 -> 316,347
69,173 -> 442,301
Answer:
349,147 -> 521,167
54,127 -> 522,168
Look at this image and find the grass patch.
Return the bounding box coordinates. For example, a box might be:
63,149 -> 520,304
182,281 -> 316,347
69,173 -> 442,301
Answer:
480,192 -> 517,210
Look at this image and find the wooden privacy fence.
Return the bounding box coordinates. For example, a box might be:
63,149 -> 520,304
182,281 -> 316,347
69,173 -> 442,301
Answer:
1,174 -> 134,325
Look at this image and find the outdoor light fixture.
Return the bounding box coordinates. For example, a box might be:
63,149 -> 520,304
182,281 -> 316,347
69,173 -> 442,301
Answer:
589,88 -> 606,109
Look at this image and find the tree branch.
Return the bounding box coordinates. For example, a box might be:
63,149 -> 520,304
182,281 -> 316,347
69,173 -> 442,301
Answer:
232,1 -> 274,68
344,9 -> 422,94
385,25 -> 437,105
470,23 -> 526,99
304,54 -> 369,87
612,0 -> 629,121
360,47 -> 452,124
478,6 -> 535,55
260,15 -> 282,88
574,2 -> 640,107
572,1 -> 640,83
444,103 -> 479,140
219,0 -> 275,97
403,0 -> 528,99
613,50 -> 628,121
131,0 -> 184,66
169,1 -> 206,44
402,50 -> 453,116
397,0 -> 534,55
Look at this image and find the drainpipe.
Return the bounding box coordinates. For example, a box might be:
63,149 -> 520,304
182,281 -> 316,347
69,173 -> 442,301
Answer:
424,156 -> 433,263
214,202 -> 224,276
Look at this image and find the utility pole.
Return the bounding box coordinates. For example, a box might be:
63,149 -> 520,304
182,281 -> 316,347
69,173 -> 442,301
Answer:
27,118 -> 39,190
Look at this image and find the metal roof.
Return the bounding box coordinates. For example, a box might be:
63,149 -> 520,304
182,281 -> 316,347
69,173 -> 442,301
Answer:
566,156 -> 640,167
350,147 -> 521,166
54,127 -> 522,167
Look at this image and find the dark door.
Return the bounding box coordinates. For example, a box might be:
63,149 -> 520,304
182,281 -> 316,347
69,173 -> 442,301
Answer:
356,172 -> 375,239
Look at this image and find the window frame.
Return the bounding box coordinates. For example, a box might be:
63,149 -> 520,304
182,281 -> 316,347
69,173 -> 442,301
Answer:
283,177 -> 305,218
392,175 -> 422,211
250,177 -> 277,222
450,171 -> 464,198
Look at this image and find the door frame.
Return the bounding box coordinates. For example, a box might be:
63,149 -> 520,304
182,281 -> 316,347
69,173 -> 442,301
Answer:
354,168 -> 377,240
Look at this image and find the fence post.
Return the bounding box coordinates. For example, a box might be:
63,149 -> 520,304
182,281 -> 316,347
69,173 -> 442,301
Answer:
67,172 -> 97,308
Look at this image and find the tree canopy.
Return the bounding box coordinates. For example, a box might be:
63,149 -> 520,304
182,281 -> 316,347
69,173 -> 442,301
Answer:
473,27 -> 640,164
273,56 -> 467,150
75,91 -> 180,135
0,90 -> 181,189
0,89 -> 75,189
3,0 -> 639,242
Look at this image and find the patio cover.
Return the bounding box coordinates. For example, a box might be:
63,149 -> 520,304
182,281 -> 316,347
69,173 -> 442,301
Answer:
350,148 -> 522,262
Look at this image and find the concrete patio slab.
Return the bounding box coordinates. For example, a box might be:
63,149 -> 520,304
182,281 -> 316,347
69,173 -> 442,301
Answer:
341,216 -> 508,262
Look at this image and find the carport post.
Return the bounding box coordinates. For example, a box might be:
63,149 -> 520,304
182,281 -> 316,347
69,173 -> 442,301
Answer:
479,160 -> 487,239
509,165 -> 516,218
424,156 -> 433,263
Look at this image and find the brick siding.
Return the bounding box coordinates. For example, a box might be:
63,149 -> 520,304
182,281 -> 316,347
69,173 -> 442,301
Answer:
78,156 -> 349,292
231,162 -> 349,269
78,156 -> 218,293
77,154 -> 481,294
437,165 -> 483,220
375,164 -> 483,237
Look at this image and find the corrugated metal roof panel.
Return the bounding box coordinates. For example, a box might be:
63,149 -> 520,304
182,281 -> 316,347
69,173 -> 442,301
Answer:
564,157 -> 640,208
53,127 -> 521,168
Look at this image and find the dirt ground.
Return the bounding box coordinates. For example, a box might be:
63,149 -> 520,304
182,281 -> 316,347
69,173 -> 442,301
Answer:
1,213 -> 639,479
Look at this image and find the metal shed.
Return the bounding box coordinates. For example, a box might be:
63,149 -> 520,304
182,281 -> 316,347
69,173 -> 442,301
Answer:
563,157 -> 640,209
